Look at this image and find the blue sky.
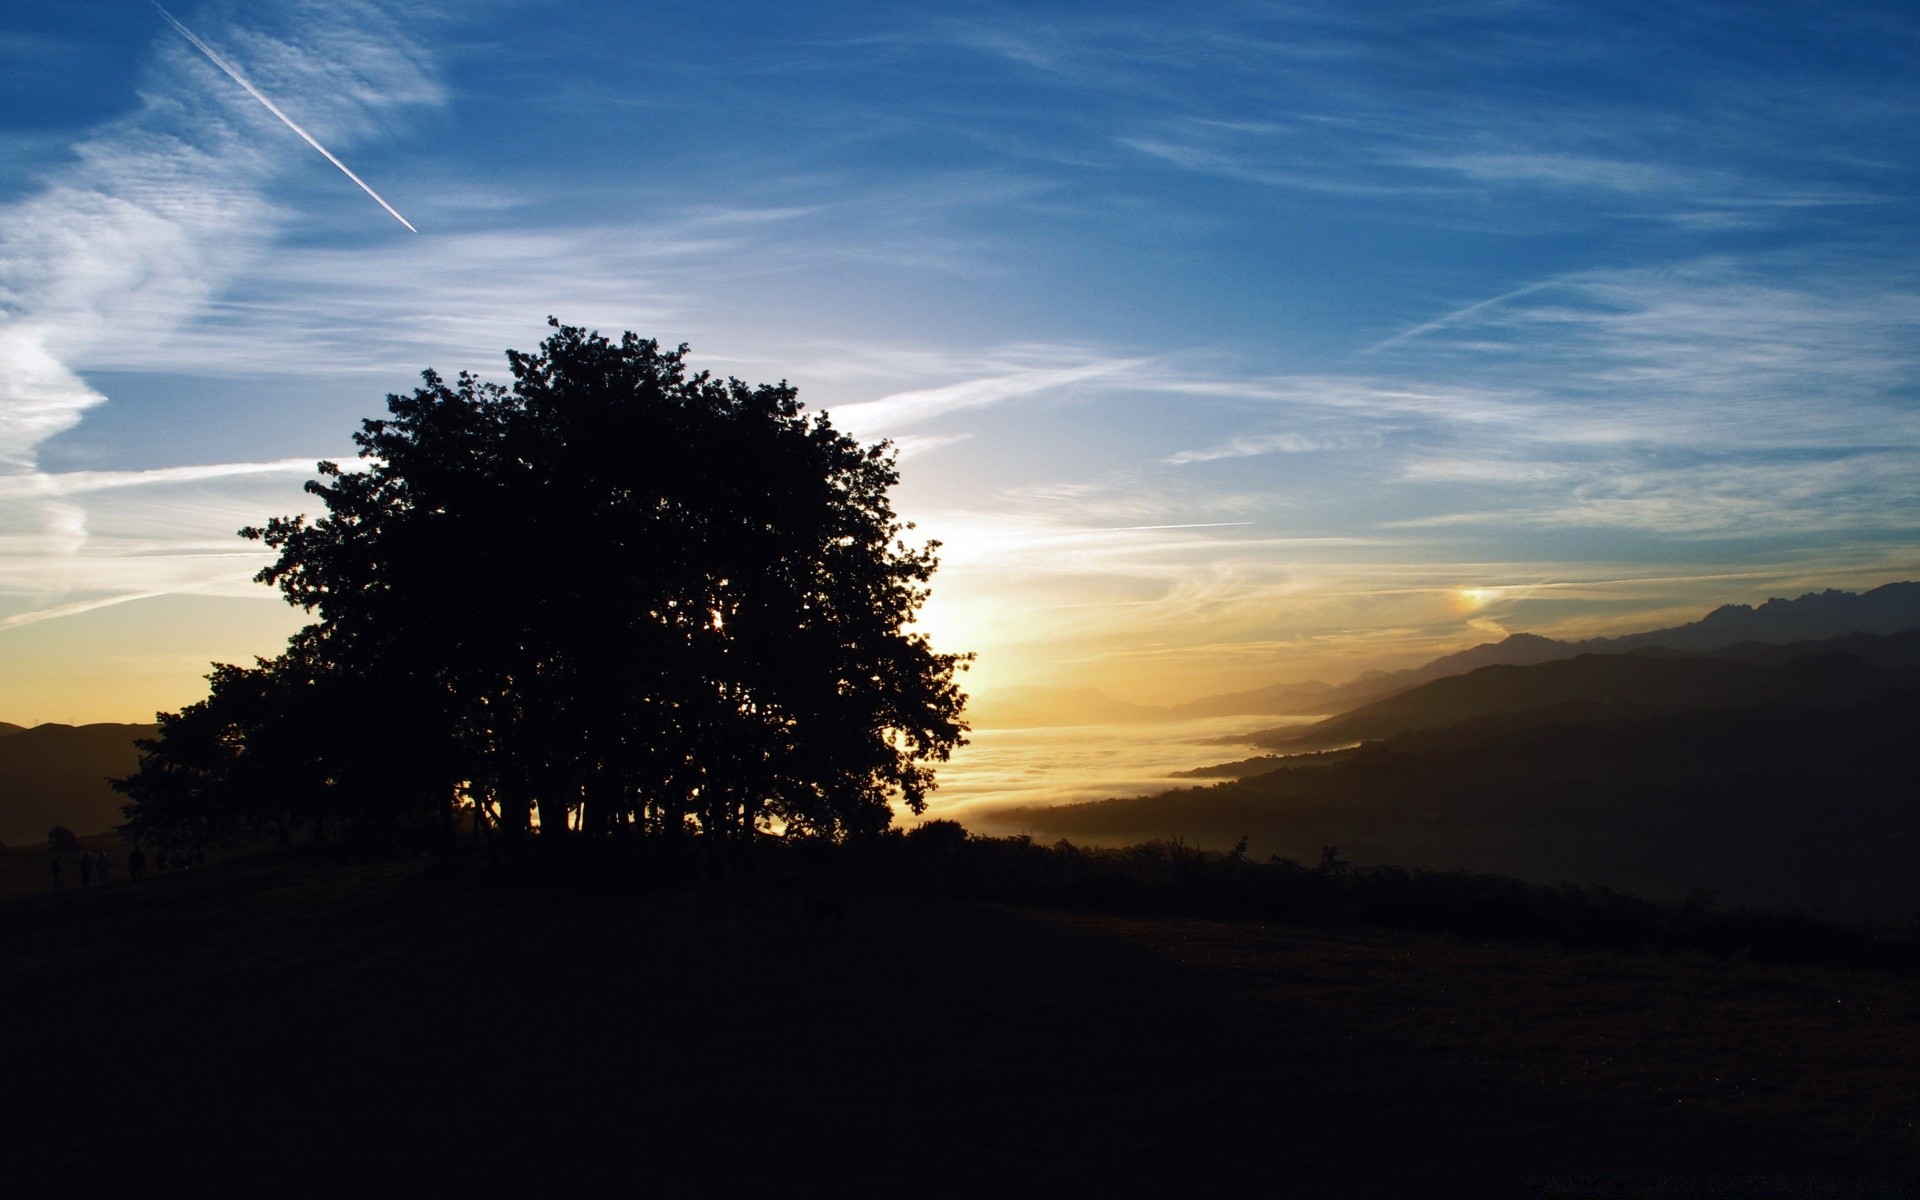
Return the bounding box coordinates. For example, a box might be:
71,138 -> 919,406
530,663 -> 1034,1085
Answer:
3,0 -> 1920,723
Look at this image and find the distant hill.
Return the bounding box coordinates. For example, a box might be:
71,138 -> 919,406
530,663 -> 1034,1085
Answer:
1163,678 -> 1335,721
1245,629 -> 1920,750
978,584 -> 1920,727
1302,632 -> 1581,714
1177,582 -> 1920,722
1256,654 -> 1765,750
0,723 -> 155,846
1582,582 -> 1920,654
983,598 -> 1920,923
0,722 -> 25,740
1003,692 -> 1920,918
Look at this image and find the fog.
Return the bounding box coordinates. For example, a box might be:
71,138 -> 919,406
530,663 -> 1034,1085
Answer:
924,715 -> 1319,829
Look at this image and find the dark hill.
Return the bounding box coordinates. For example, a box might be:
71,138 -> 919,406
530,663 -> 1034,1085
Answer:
0,722 -> 25,739
1255,654 -> 1768,750
1008,693 -> 1920,918
0,723 -> 155,845
1247,629 -> 1920,751
1697,627 -> 1920,670
1308,631 -> 1580,713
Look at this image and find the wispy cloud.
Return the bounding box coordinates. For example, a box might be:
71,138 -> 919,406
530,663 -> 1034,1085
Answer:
0,2 -> 441,632
149,1 -> 417,231
915,5 -> 1918,231
827,357 -> 1145,437
1164,430 -> 1378,465
0,457 -> 320,500
0,592 -> 171,632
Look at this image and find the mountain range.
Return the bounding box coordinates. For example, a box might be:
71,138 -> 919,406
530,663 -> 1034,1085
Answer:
991,585 -> 1920,917
1307,582 -> 1920,713
972,581 -> 1920,726
0,723 -> 155,847
1249,628 -> 1920,750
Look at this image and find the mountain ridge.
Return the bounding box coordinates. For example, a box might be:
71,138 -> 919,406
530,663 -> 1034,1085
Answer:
1245,628 -> 1920,751
0,723 -> 157,845
971,582 -> 1920,727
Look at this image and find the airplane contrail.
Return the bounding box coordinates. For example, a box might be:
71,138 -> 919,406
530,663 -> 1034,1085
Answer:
149,1 -> 417,232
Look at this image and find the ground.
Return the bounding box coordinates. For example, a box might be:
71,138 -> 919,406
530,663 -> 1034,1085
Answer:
0,853 -> 1915,1196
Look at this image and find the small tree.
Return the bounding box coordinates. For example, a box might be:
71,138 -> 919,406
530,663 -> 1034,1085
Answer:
122,322 -> 970,861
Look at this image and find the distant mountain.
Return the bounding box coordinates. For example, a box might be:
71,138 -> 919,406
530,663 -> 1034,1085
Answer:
1245,629 -> 1920,751
0,723 -> 155,845
1581,582 -> 1920,654
1004,692 -> 1920,918
0,722 -> 25,739
1164,678 -> 1334,720
974,583 -> 1920,728
1257,654 -> 1767,750
1303,632 -> 1579,713
1189,582 -> 1920,722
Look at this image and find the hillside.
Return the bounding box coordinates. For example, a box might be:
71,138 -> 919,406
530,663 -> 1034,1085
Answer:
0,723 -> 155,845
1,856 -> 1914,1192
1005,693 -> 1920,918
1304,631 -> 1584,714
1245,629 -> 1920,750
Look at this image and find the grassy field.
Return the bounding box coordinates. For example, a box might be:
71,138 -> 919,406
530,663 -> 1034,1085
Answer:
1,853 -> 1915,1196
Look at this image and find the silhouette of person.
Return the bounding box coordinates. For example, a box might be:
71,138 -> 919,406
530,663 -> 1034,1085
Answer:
128,848 -> 146,882
49,858 -> 63,890
155,849 -> 169,873
78,853 -> 92,888
96,849 -> 110,883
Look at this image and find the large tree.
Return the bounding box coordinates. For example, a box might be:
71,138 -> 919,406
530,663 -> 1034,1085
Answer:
122,322 -> 969,858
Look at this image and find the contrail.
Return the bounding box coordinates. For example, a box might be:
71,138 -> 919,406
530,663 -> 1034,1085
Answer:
149,1 -> 417,232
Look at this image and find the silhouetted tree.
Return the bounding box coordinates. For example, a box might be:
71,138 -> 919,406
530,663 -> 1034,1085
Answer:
117,629 -> 455,854
121,322 -> 969,863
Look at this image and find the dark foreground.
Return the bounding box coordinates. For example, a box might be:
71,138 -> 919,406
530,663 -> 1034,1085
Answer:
2,856 -> 1915,1197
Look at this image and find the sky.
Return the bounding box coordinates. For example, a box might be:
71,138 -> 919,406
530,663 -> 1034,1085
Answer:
4,0 -> 1920,728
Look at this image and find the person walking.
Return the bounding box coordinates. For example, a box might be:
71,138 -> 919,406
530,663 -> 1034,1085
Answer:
96,849 -> 110,883
127,847 -> 146,882
78,853 -> 92,888
49,858 -> 63,890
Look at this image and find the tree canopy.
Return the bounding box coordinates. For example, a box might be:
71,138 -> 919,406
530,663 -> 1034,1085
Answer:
119,322 -> 970,860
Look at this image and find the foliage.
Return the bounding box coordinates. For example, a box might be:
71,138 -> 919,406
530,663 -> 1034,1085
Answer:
120,322 -> 969,858
116,632 -> 448,853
